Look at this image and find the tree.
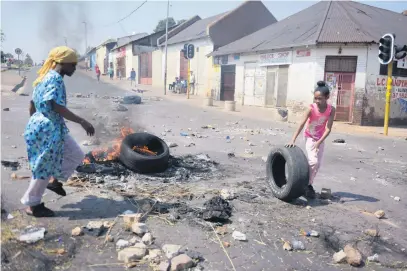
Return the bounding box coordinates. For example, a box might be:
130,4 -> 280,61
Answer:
177,19 -> 187,25
154,17 -> 176,33
24,54 -> 33,66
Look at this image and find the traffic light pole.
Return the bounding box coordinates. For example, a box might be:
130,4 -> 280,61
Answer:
383,62 -> 393,136
187,59 -> 190,99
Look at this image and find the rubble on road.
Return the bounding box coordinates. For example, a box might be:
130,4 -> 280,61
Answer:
19,226 -> 46,244
142,232 -> 153,245
333,250 -> 347,263
365,229 -> 379,237
344,244 -> 362,266
84,221 -> 105,236
82,138 -> 101,146
116,239 -> 130,250
71,227 -> 83,236
3,108 -> 10,111
232,231 -> 247,241
114,104 -> 128,112
199,196 -> 232,222
220,189 -> 236,200
333,139 -> 346,143
1,160 -> 20,168
170,254 -> 194,271
162,244 -> 182,259
131,223 -> 148,236
374,210 -> 385,219
283,241 -> 293,251
118,243 -> 147,263
367,253 -> 379,262
320,188 -> 332,199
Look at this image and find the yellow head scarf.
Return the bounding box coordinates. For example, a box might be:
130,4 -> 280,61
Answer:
33,46 -> 78,87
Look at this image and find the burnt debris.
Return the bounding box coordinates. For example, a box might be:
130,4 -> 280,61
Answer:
198,196 -> 232,223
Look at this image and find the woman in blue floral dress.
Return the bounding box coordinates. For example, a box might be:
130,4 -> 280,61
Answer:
21,46 -> 95,217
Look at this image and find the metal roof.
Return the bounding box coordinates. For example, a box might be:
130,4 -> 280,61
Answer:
166,12 -> 228,45
211,1 -> 407,56
113,33 -> 149,50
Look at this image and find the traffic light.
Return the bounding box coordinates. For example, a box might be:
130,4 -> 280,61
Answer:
187,44 -> 194,59
378,33 -> 395,65
395,45 -> 407,60
182,43 -> 188,59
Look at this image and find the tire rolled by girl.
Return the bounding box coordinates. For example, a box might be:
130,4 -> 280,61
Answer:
266,146 -> 310,202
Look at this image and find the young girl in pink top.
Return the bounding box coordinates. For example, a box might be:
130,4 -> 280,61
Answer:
286,81 -> 336,199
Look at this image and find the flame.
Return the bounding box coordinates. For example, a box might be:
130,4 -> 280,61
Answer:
82,127 -> 134,164
132,145 -> 157,156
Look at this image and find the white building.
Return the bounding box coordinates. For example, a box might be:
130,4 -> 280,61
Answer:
211,1 -> 407,125
156,0 -> 277,98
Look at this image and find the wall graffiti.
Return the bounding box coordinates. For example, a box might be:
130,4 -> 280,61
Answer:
364,75 -> 407,122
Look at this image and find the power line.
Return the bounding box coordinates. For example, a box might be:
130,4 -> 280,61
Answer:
102,0 -> 148,28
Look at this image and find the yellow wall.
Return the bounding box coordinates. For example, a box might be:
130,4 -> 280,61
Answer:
96,46 -> 106,73
152,50 -> 163,88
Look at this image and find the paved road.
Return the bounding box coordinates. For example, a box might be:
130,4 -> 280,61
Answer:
1,68 -> 407,270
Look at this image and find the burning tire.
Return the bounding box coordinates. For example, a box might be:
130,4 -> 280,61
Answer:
266,146 -> 309,202
119,132 -> 169,173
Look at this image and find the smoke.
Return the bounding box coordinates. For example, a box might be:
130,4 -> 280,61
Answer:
38,1 -> 91,57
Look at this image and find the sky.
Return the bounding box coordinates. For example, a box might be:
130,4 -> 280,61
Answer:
1,1 -> 406,62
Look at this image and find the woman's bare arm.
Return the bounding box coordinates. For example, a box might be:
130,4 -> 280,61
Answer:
51,100 -> 84,124
29,100 -> 36,116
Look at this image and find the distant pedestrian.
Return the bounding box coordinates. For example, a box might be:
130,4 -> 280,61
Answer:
95,65 -> 101,82
22,46 -> 95,217
118,70 -> 122,80
108,66 -> 114,80
130,68 -> 136,86
285,81 -> 335,199
189,71 -> 195,95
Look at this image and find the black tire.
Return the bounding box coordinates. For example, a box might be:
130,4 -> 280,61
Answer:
266,146 -> 309,202
119,132 -> 170,173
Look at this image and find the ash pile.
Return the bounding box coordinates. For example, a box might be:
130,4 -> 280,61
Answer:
74,153 -> 224,187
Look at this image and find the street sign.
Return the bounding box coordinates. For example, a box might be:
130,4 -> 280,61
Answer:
397,57 -> 407,69
15,48 -> 22,55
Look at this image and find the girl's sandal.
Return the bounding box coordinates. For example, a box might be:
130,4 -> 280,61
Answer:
46,180 -> 67,196
26,203 -> 55,217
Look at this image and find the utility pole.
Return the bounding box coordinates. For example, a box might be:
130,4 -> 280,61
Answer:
83,21 -> 88,55
64,37 -> 67,46
163,0 -> 170,95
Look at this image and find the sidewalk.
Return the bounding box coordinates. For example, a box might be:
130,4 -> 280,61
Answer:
84,71 -> 407,139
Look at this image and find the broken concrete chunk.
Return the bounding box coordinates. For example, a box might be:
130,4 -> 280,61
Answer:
114,104 -> 128,112
122,213 -> 142,225
365,229 -> 379,237
3,108 -> 10,111
320,188 -> 332,199
283,241 -> 293,251
116,239 -> 130,250
118,243 -> 147,263
333,139 -> 346,143
19,226 -> 46,244
142,232 -> 153,245
344,244 -> 362,266
220,189 -> 236,200
232,231 -> 247,241
367,253 -> 379,262
85,221 -> 105,236
146,248 -> 162,262
129,236 -> 142,245
131,223 -> 148,236
159,261 -> 170,271
374,210 -> 385,219
71,227 -> 83,236
394,196 -> 401,201
162,244 -> 182,259
333,250 -> 347,263
170,254 -> 194,271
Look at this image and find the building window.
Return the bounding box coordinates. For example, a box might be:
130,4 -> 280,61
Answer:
379,62 -> 407,77
325,56 -> 357,73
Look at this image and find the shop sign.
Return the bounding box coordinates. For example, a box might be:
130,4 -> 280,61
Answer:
296,49 -> 311,57
374,75 -> 407,99
259,51 -> 292,66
